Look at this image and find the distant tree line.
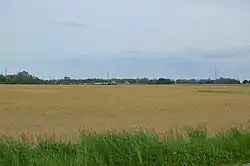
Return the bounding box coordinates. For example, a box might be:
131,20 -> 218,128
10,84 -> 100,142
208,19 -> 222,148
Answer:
0,71 -> 249,85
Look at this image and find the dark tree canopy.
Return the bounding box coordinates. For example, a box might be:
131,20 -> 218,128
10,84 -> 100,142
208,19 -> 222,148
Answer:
0,71 -> 246,85
243,80 -> 248,84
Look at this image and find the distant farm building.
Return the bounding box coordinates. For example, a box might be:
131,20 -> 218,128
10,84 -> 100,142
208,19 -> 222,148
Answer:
124,81 -> 130,84
92,82 -> 108,85
109,81 -> 117,85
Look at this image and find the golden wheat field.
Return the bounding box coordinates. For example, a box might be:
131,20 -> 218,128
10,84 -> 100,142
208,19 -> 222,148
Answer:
0,84 -> 250,138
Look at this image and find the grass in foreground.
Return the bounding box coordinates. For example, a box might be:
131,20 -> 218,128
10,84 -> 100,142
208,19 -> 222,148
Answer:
0,129 -> 250,166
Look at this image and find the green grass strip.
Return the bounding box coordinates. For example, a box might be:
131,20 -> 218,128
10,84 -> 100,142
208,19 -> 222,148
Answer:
0,129 -> 250,165
197,89 -> 250,94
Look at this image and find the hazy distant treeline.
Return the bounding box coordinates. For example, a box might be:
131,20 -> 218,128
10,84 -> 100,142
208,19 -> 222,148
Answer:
0,71 -> 249,85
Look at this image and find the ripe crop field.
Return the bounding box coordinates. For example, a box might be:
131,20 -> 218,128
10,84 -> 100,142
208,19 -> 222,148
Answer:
1,84 -> 250,165
0,84 -> 250,138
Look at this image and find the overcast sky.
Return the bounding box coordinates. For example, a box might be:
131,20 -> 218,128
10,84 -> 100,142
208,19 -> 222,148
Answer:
1,0 -> 250,79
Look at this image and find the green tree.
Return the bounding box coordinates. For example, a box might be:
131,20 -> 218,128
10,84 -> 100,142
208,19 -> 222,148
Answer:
214,77 -> 240,84
136,78 -> 150,84
157,78 -> 174,84
243,80 -> 248,84
16,71 -> 34,83
63,76 -> 71,84
0,75 -> 6,83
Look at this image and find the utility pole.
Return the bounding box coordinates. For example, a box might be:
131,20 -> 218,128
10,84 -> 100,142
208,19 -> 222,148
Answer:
214,68 -> 217,80
106,71 -> 110,85
4,66 -> 9,83
107,71 -> 110,80
4,66 -> 7,76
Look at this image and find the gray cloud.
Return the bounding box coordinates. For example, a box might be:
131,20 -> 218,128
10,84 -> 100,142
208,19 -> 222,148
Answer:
60,21 -> 90,28
121,46 -> 250,61
1,0 -> 250,79
48,46 -> 250,80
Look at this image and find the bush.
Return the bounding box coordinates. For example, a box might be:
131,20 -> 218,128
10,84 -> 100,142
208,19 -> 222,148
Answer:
0,129 -> 250,165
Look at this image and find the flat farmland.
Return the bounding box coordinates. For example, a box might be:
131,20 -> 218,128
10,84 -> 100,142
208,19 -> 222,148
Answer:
0,84 -> 250,138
